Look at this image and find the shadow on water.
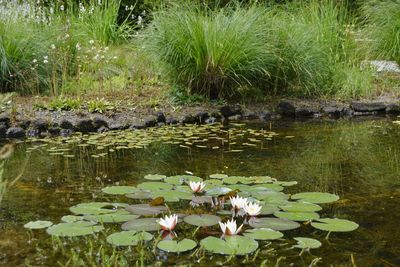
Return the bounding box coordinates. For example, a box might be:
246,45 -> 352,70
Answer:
0,118 -> 400,266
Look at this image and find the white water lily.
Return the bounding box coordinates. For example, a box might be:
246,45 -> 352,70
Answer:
189,181 -> 206,193
229,196 -> 248,210
244,202 -> 262,217
158,214 -> 178,231
219,219 -> 243,235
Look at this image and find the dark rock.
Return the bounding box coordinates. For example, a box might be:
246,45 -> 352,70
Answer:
97,126 -> 109,133
0,124 -> 7,138
351,101 -> 386,112
0,114 -> 10,127
16,119 -> 31,129
341,107 -> 354,117
48,127 -> 61,136
156,112 -> 166,123
181,115 -> 196,124
60,129 -> 73,137
166,117 -> 179,125
130,123 -> 146,130
243,112 -> 258,120
60,119 -> 74,129
157,122 -> 165,127
74,119 -> 95,133
295,107 -> 316,117
277,101 -> 296,117
144,116 -> 157,127
386,103 -> 400,114
26,129 -> 40,137
259,111 -> 272,120
323,106 -> 342,117
6,127 -> 26,139
220,105 -> 242,118
205,117 -> 217,124
92,117 -> 108,129
109,123 -> 129,131
195,112 -> 209,123
33,118 -> 48,132
211,112 -> 222,120
228,114 -> 243,121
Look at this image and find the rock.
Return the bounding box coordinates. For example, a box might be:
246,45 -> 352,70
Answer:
228,114 -> 243,121
6,127 -> 26,139
362,60 -> 400,73
60,129 -> 73,137
277,101 -> 296,117
74,119 -> 95,133
144,117 -> 157,127
92,117 -> 108,129
0,124 -> 7,138
156,112 -> 166,123
166,117 -> 179,125
16,119 -> 31,129
211,112 -> 222,120
195,112 -> 209,123
220,105 -> 242,118
60,120 -> 74,129
295,107 -> 316,117
386,103 -> 400,114
351,101 -> 386,112
97,126 -> 109,133
130,123 -> 145,130
243,112 -> 258,120
0,114 -> 10,127
259,111 -> 272,120
48,127 -> 61,136
181,115 -> 196,124
323,106 -> 342,117
26,129 -> 40,137
109,123 -> 129,131
33,118 -> 48,132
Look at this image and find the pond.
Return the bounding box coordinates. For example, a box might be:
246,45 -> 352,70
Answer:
1,118 -> 399,266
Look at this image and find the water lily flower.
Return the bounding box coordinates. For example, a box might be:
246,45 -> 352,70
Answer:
244,202 -> 262,217
158,214 -> 178,231
219,219 -> 243,235
189,181 -> 206,193
229,196 -> 248,210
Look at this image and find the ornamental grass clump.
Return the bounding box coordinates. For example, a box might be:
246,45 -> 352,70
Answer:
145,4 -> 274,98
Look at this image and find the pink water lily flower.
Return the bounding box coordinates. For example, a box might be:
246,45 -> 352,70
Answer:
189,181 -> 206,193
219,219 -> 243,235
158,214 -> 178,231
244,202 -> 262,217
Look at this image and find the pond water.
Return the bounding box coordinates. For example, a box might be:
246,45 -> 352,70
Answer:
1,118 -> 400,266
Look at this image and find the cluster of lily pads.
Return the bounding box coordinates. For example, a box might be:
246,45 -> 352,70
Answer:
24,173 -> 359,256
25,123 -> 279,158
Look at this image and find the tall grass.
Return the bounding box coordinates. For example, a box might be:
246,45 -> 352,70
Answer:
145,4 -> 274,98
361,0 -> 400,63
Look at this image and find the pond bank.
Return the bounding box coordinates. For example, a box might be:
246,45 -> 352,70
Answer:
1,97 -> 400,139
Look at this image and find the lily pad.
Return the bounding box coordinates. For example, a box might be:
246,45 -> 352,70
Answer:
151,190 -> 193,202
144,174 -> 166,181
259,203 -> 280,215
222,176 -> 242,184
274,211 -> 320,222
106,230 -> 153,246
209,174 -> 228,179
84,210 -> 139,223
101,186 -> 136,195
126,204 -> 167,216
61,215 -> 84,223
291,192 -> 339,204
183,214 -> 221,227
137,182 -> 173,191
311,218 -> 359,232
157,239 -> 197,253
24,220 -> 53,229
166,175 -> 203,185
70,202 -> 128,215
200,236 -> 258,255
249,218 -> 300,231
280,202 -> 322,212
125,190 -> 152,200
243,228 -> 283,240
121,218 -> 160,232
293,237 -> 322,249
252,184 -> 284,192
205,187 -> 232,196
46,221 -> 104,237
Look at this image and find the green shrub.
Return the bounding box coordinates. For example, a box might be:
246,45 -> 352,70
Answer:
144,4 -> 274,98
362,0 -> 400,63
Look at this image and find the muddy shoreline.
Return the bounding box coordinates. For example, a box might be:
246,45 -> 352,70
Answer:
1,98 -> 399,139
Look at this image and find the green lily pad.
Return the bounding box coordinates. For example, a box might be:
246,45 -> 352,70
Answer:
259,203 -> 280,215
137,182 -> 173,191
157,239 -> 197,253
101,186 -> 136,195
209,174 -> 228,179
144,174 -> 166,181
126,204 -> 167,216
151,190 -> 193,202
183,214 -> 221,227
280,202 -> 322,212
200,236 -> 258,255
276,181 -> 298,187
106,230 -> 153,246
250,190 -> 288,203
46,221 -> 104,237
293,237 -> 322,249
84,210 -> 139,223
249,218 -> 300,231
24,220 -> 53,229
121,218 -> 160,232
70,202 -> 128,215
311,218 -> 359,232
205,187 -> 232,196
61,215 -> 84,223
252,184 -> 284,192
165,175 -> 202,185
274,211 -> 320,222
243,228 -> 283,240
217,210 -> 233,215
125,190 -> 152,200
222,176 -> 242,184
291,192 -> 339,204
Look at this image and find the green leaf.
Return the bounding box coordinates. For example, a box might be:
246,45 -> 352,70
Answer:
311,218 -> 359,232
84,210 -> 139,223
243,228 -> 283,240
209,174 -> 228,179
293,237 -> 322,249
69,202 -> 127,215
137,182 -> 173,191
61,215 -> 84,223
46,222 -> 104,237
125,190 -> 152,200
274,211 -> 320,222
106,230 -> 153,246
279,202 -> 322,212
126,204 -> 167,216
200,236 -> 258,255
101,186 -> 136,195
249,218 -> 300,231
291,192 -> 339,204
144,174 -> 166,181
121,218 -> 160,232
205,187 -> 232,196
24,220 -> 53,229
183,214 -> 221,227
157,238 -> 197,253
